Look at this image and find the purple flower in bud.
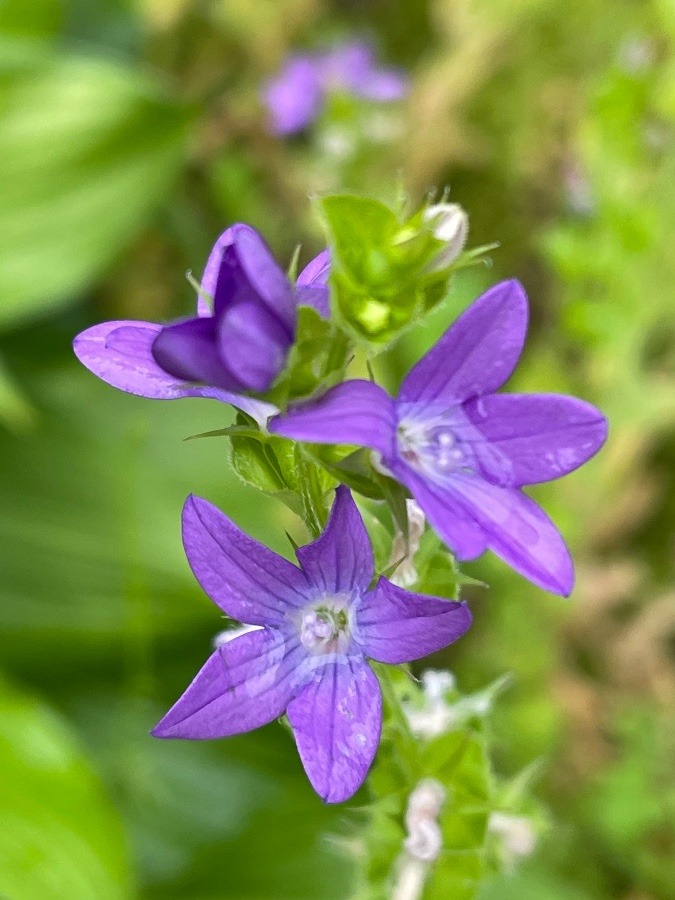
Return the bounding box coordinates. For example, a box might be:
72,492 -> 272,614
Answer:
152,487 -> 471,803
73,225 -> 330,426
265,41 -> 409,136
269,281 -> 608,596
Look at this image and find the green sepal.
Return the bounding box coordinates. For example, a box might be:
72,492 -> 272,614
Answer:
266,306 -> 351,409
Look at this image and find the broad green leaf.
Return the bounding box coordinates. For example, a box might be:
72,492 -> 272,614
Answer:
0,354 -> 35,432
0,47 -> 192,328
0,366 -> 287,670
0,0 -> 62,38
0,680 -> 132,899
229,433 -> 287,494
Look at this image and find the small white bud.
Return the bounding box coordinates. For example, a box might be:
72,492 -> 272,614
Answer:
423,203 -> 469,270
489,812 -> 537,866
389,499 -> 426,587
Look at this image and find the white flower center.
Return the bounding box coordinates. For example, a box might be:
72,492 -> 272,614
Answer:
299,599 -> 352,654
397,418 -> 468,477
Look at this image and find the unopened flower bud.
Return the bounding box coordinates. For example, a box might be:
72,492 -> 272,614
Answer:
423,203 -> 469,270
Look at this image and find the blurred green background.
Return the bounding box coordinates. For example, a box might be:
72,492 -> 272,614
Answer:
0,0 -> 673,897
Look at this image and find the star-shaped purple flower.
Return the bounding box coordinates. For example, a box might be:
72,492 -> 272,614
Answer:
73,225 -> 330,426
152,487 -> 471,803
265,41 -> 409,136
269,281 -> 608,596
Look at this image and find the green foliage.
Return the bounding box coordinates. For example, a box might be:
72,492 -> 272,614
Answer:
0,679 -> 133,899
319,195 -> 454,347
356,669 -> 526,899
226,414 -> 336,535
0,44 -> 191,329
270,305 -> 351,405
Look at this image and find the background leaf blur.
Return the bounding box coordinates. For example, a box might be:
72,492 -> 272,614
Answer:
0,0 -> 673,898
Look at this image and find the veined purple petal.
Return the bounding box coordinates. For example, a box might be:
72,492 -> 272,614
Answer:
287,657 -> 382,803
182,495 -> 311,626
357,578 -> 472,664
388,461 -> 488,561
151,316 -> 239,390
265,56 -> 324,135
269,380 -> 397,457
397,280 -> 529,413
444,474 -> 574,596
218,299 -> 292,392
460,393 -> 608,486
152,629 -> 301,739
215,226 -> 296,337
73,321 -> 277,426
297,249 -> 331,318
296,486 -> 374,595
200,226 -> 236,314
297,249 -> 330,287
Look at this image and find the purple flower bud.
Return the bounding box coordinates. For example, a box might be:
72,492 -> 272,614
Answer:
73,226 -> 331,425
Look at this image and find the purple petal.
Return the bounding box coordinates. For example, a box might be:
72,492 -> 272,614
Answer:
297,249 -> 331,318
389,461 -> 488,560
73,321 -> 277,426
357,69 -> 409,102
151,316 -> 239,390
182,495 -> 311,626
460,393 -> 608,486
265,56 -> 324,135
357,578 -> 472,664
297,249 -> 331,287
269,380 -> 397,457
318,42 -> 408,102
397,280 -> 529,413
214,226 -> 296,336
296,285 -> 330,318
200,226 -> 236,313
318,42 -> 375,92
218,298 -> 292,392
287,658 -> 382,803
443,475 -> 574,595
296,486 -> 374,595
152,629 -> 301,739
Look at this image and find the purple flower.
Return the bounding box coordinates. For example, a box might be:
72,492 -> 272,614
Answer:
269,281 -> 608,596
73,225 -> 330,426
265,41 -> 409,136
152,487 -> 471,803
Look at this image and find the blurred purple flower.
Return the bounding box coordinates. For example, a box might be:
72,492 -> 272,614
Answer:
73,225 -> 330,426
152,487 -> 471,803
269,281 -> 608,596
265,41 -> 409,136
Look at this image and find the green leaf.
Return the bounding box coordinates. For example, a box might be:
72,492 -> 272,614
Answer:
0,679 -> 133,899
0,46 -> 192,329
318,193 -> 461,347
319,195 -> 400,284
229,433 -> 287,494
305,445 -> 386,500
271,305 -> 351,405
0,0 -> 62,39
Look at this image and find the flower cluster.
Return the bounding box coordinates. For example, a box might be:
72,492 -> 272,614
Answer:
264,41 -> 409,136
73,212 -> 606,803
